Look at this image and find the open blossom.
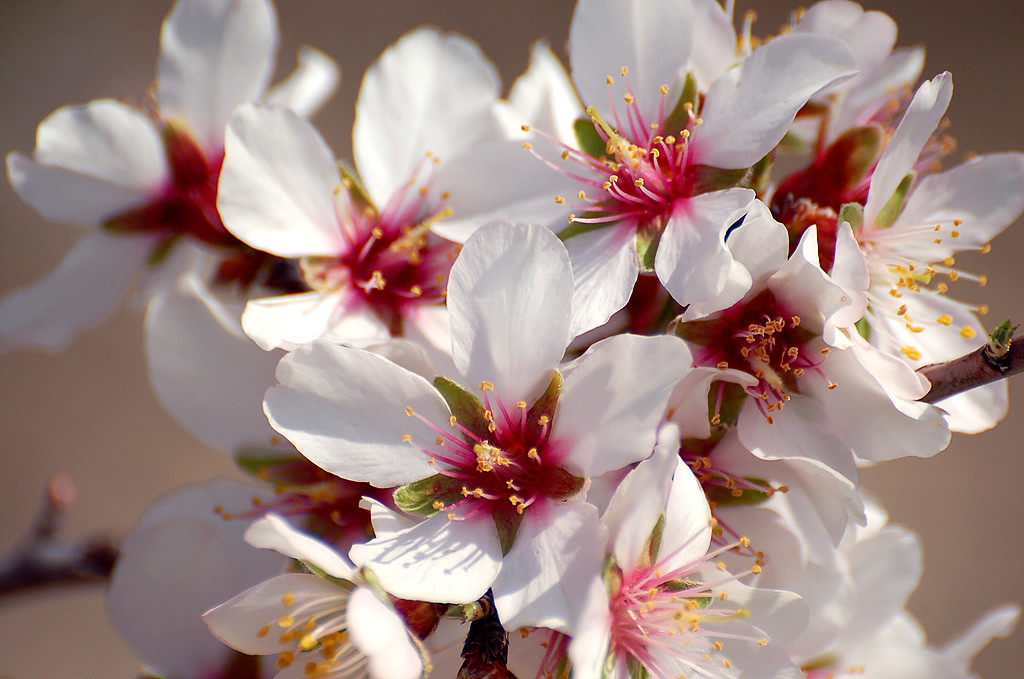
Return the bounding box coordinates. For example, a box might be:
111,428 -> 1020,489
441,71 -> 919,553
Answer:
672,201 -> 950,533
1,0 -> 338,352
263,222 -> 692,631
569,427 -> 807,679
204,514 -> 425,679
516,0 -> 856,334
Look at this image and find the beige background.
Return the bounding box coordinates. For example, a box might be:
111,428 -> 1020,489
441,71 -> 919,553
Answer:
2,1 -> 1023,676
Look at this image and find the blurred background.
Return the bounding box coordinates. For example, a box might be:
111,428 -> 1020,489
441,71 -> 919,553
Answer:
1,0 -> 1022,676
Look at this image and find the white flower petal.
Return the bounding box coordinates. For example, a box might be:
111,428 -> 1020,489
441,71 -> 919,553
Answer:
264,341 -> 447,487
354,27 -> 501,206
564,223 -> 639,339
219,103 -> 344,257
493,502 -> 604,633
448,222 -> 572,405
157,0 -> 277,151
245,514 -> 356,579
242,290 -> 390,352
566,576 -> 614,679
659,455 -> 714,573
349,510 -> 501,603
0,230 -> 155,353
262,46 -> 340,119
693,34 -> 856,169
8,100 -> 167,224
689,0 -> 739,88
501,41 -> 580,145
569,0 -> 695,126
109,481 -> 286,677
145,273 -> 283,452
656,189 -> 755,312
864,72 -> 953,226
347,587 -> 423,679
556,334 -> 692,477
203,572 -> 344,655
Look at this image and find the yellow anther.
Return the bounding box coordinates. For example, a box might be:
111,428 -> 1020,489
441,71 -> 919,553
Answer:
521,124 -> 531,132
449,415 -> 458,426
277,651 -> 295,669
961,326 -> 977,339
402,434 -> 412,443
257,625 -> 270,638
606,75 -> 615,85
405,406 -> 414,417
516,401 -> 527,409
282,593 -> 295,607
937,315 -> 953,326
433,500 -> 445,510
555,196 -> 566,204
621,66 -> 629,76
278,614 -> 295,629
523,142 -> 533,150
900,346 -> 922,360
660,84 -> 669,95
480,381 -> 495,391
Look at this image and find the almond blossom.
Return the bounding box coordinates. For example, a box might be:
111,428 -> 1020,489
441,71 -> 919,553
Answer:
0,0 -> 338,352
263,222 -> 693,631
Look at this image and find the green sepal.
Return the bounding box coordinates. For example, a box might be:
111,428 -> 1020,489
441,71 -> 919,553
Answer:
873,172 -> 913,229
661,578 -> 713,609
637,514 -> 666,571
855,316 -> 871,341
602,554 -> 623,602
539,466 -> 586,500
670,314 -> 720,348
661,72 -> 700,136
626,656 -> 652,679
393,473 -> 467,517
712,381 -> 747,431
557,208 -> 616,241
684,164 -> 752,196
988,318 -> 1019,357
445,600 -> 487,622
433,376 -> 491,441
574,116 -> 611,160
831,125 -> 884,191
337,161 -> 375,212
525,370 -> 563,442
838,202 -> 864,234
492,500 -> 525,555
302,560 -> 356,590
747,153 -> 773,198
636,216 -> 667,273
704,480 -> 773,507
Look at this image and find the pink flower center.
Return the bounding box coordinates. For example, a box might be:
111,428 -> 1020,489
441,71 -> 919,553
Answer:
302,164 -> 458,335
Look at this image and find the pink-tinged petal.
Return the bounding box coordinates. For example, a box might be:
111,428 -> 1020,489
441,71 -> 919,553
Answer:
242,290 -> 389,352
501,41 -> 580,145
668,367 -> 757,440
145,273 -> 283,453
157,0 -> 277,152
656,189 -> 755,312
354,27 -> 501,206
569,0 -> 694,126
693,34 -> 856,169
400,306 -> 456,378
492,501 -> 603,632
689,0 -> 738,88
847,333 -> 930,402
264,341 -> 447,487
932,382 -> 1007,435
361,497 -> 417,536
602,430 -> 679,568
262,46 -> 340,119
829,46 -> 926,139
564,223 -> 639,338
8,101 -> 167,224
109,481 -> 286,677
431,141 -> 576,243
203,572 -> 343,655
556,334 -> 692,477
894,152 -> 1024,259
0,230 -> 155,353
566,577 -> 614,679
864,72 -> 953,226
712,579 -> 809,648
219,103 -> 344,257
349,510 -> 501,604
347,587 -> 423,679
245,514 -> 355,580
448,222 -> 572,405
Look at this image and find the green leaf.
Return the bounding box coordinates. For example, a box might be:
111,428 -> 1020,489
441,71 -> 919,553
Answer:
704,479 -> 773,507
433,376 -> 491,441
393,474 -> 467,516
574,116 -> 610,160
661,72 -> 700,136
874,172 -> 913,228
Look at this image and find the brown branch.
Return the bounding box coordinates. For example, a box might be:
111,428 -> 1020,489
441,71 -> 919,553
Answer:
0,474 -> 119,600
919,331 -> 1024,403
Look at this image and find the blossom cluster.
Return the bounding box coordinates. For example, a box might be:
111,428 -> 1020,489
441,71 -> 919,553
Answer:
3,0 -> 1022,677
